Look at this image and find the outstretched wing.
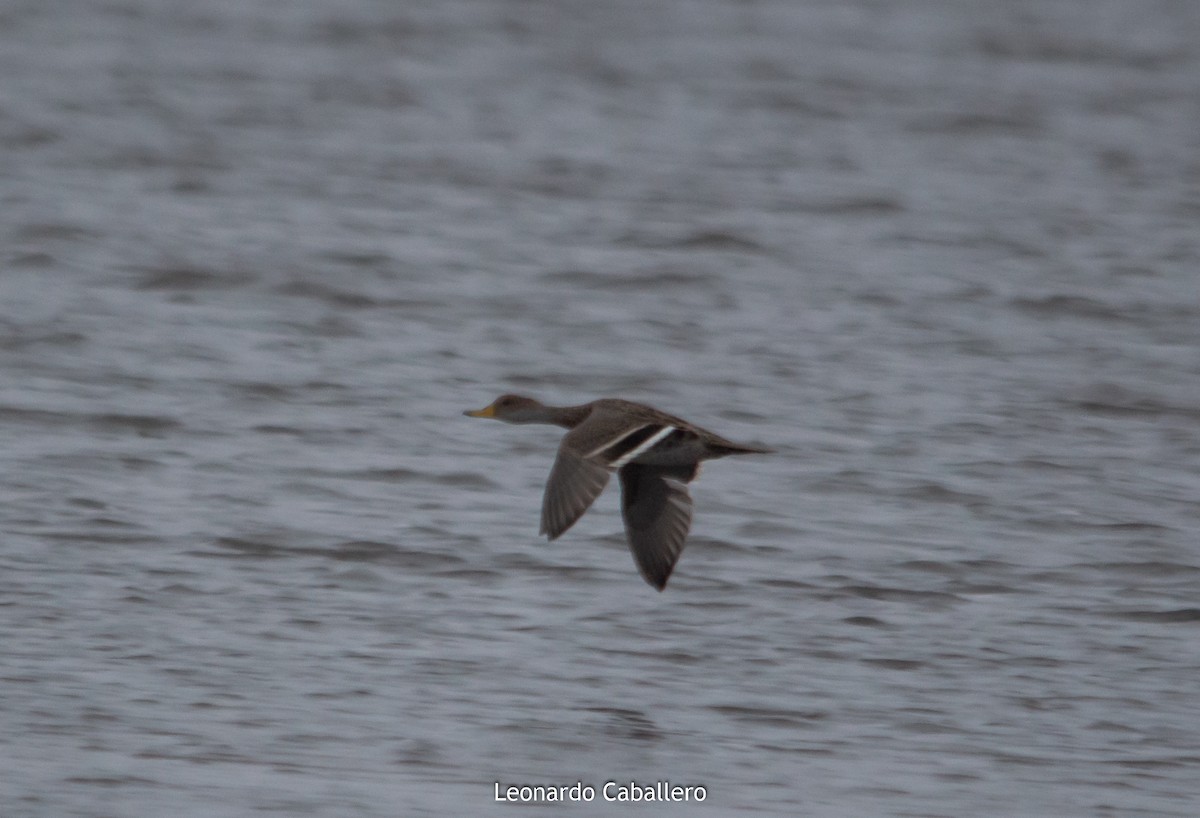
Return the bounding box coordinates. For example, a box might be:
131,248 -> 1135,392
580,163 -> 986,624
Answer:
618,464 -> 695,591
540,443 -> 612,540
540,405 -> 659,540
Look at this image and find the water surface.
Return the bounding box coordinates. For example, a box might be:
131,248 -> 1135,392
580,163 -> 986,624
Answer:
3,1 -> 1199,816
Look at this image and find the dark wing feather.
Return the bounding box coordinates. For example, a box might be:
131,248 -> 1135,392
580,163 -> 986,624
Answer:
540,443 -> 612,539
618,464 -> 695,591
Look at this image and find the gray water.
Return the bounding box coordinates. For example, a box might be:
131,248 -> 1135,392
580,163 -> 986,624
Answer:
3,1 -> 1200,816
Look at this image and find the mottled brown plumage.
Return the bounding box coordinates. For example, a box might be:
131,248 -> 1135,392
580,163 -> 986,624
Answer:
464,394 -> 772,590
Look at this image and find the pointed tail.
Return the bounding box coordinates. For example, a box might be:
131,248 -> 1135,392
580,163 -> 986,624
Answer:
711,441 -> 774,457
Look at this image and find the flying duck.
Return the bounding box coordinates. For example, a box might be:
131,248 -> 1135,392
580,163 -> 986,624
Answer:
464,394 -> 772,590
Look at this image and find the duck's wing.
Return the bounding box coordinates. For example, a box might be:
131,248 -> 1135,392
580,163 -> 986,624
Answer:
539,405 -> 655,539
567,402 -> 691,468
540,440 -> 612,540
540,403 -> 692,543
618,463 -> 696,591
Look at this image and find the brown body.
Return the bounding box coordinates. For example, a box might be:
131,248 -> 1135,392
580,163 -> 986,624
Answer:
464,394 -> 772,590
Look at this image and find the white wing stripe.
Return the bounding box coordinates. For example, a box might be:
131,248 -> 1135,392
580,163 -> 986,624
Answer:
583,424 -> 654,460
610,425 -> 676,468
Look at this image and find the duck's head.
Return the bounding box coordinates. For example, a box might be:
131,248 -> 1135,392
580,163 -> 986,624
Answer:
463,394 -> 549,424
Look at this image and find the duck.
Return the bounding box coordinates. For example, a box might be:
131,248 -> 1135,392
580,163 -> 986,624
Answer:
464,394 -> 773,590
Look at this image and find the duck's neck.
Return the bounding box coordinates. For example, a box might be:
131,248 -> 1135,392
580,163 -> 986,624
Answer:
541,403 -> 592,429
